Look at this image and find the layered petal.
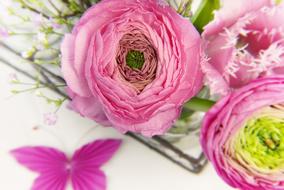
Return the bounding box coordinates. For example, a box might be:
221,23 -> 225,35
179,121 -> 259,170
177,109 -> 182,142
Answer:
61,0 -> 203,136
202,0 -> 284,96
201,76 -> 284,190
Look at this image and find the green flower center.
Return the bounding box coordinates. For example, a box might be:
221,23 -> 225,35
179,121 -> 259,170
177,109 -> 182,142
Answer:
233,106 -> 284,171
126,50 -> 145,70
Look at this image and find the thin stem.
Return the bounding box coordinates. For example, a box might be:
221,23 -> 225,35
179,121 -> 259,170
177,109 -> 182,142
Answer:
38,66 -> 67,97
183,97 -> 215,112
0,58 -> 43,83
18,0 -> 50,19
78,0 -> 85,9
54,97 -> 67,113
12,82 -> 39,85
34,64 -> 66,83
47,0 -> 61,15
0,42 -> 65,83
177,0 -> 192,17
9,32 -> 37,36
1,58 -> 69,99
82,0 -> 92,7
12,84 -> 66,94
52,31 -> 65,36
17,0 -> 82,21
60,0 -> 69,4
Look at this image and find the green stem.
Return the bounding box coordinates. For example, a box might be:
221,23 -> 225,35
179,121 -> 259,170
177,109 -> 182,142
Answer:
11,84 -> 66,94
10,32 -> 37,35
191,0 -> 220,33
52,31 -> 64,36
183,97 -> 215,112
17,0 -> 50,19
177,0 -> 192,17
47,0 -> 61,16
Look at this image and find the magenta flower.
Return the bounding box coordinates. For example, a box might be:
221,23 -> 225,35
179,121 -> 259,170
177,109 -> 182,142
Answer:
61,0 -> 203,136
202,0 -> 284,96
201,76 -> 284,190
11,139 -> 122,190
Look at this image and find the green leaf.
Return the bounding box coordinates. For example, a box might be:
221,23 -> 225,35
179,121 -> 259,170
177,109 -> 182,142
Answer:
191,0 -> 221,33
183,97 -> 215,112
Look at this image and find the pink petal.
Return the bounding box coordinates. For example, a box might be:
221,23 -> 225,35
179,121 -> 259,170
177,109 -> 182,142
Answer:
67,88 -> 111,126
106,105 -> 181,137
203,0 -> 271,37
11,147 -> 68,173
70,139 -> 121,190
71,139 -> 122,167
11,147 -> 69,190
71,169 -> 106,190
32,172 -> 68,190
61,34 -> 91,97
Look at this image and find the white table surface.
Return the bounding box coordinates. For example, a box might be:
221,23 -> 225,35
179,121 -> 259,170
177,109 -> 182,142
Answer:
0,60 -> 235,190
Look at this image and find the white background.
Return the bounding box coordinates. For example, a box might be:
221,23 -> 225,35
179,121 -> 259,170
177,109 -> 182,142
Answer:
0,0 -> 234,189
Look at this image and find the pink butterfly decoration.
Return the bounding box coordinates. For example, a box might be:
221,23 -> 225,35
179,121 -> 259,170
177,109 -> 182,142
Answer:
11,139 -> 122,190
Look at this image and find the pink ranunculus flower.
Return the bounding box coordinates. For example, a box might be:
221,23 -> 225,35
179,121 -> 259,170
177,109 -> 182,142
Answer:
61,0 -> 203,136
202,0 -> 284,96
201,76 -> 284,190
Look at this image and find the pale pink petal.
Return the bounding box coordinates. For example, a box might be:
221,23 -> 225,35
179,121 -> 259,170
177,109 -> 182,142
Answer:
67,88 -> 111,126
106,105 -> 181,137
201,76 -> 284,190
32,172 -> 68,190
43,112 -> 58,126
61,34 -> 90,97
201,55 -> 230,96
11,147 -> 68,173
11,147 -> 69,190
203,0 -> 271,37
61,0 -> 203,135
71,169 -> 106,190
71,139 -> 122,167
70,139 -> 121,190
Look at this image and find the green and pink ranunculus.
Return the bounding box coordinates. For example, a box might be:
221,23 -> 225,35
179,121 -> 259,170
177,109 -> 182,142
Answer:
201,76 -> 284,190
61,0 -> 203,136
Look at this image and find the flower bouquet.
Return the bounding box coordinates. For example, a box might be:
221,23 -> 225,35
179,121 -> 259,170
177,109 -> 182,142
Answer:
1,0 -> 284,189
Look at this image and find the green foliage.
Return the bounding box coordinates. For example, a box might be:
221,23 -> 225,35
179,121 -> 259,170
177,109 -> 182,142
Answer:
191,0 -> 221,33
177,0 -> 193,17
184,97 -> 215,112
68,0 -> 84,13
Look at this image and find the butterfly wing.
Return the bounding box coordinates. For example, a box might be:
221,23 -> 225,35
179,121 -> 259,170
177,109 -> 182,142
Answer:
71,168 -> 106,190
11,146 -> 69,190
71,139 -> 122,190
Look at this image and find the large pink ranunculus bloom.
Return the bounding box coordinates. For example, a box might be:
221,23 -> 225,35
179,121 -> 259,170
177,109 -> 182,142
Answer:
201,76 -> 284,190
202,0 -> 284,96
61,0 -> 203,136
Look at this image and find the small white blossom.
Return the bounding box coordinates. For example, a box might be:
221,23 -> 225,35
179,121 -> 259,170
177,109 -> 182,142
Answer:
43,112 -> 58,126
8,73 -> 19,83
